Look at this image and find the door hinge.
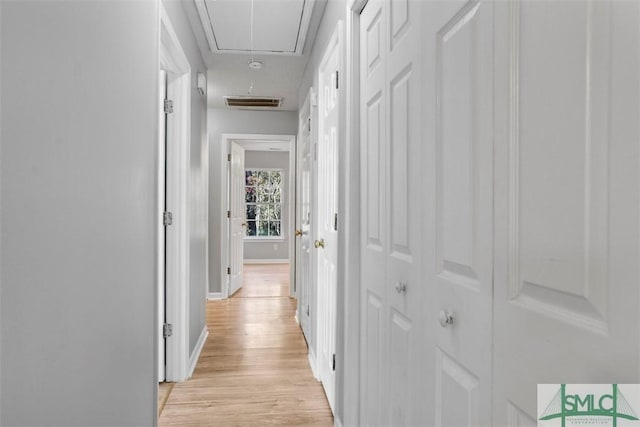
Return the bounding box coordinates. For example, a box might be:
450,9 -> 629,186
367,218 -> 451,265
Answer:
163,211 -> 173,226
163,323 -> 173,339
332,353 -> 336,371
334,213 -> 338,231
227,210 -> 231,218
306,305 -> 310,316
228,153 -> 232,162
227,267 -> 231,275
164,99 -> 174,114
307,117 -> 311,132
335,71 -> 339,90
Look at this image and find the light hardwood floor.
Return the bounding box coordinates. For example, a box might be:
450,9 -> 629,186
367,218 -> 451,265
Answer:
159,263 -> 333,426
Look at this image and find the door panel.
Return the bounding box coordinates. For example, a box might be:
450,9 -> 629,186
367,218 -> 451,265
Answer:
316,28 -> 340,413
493,0 -> 640,422
360,0 -> 425,425
360,1 -> 388,423
228,142 -> 245,296
424,0 -> 494,425
435,349 -> 480,427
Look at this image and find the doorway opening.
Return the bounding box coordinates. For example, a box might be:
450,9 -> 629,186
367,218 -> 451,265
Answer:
220,134 -> 297,300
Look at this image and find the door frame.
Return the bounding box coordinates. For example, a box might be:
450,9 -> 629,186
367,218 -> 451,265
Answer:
334,2 -> 367,426
159,4 -> 191,383
219,133 -> 296,299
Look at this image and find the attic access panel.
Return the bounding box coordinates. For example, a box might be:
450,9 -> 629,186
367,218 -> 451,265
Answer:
195,0 -> 315,56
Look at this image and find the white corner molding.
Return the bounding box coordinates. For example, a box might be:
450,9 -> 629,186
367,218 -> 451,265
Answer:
188,326 -> 209,378
207,292 -> 223,300
308,349 -> 320,381
243,259 -> 289,264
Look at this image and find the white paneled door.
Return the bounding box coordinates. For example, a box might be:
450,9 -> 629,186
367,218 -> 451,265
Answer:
297,90 -> 314,342
359,0 -> 639,425
423,0 -> 494,425
228,142 -> 245,297
360,0 -> 426,425
492,0 -> 640,423
315,26 -> 341,414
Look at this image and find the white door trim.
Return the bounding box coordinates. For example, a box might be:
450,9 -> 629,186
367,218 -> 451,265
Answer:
160,4 -> 191,383
337,2 -> 366,426
219,133 -> 296,299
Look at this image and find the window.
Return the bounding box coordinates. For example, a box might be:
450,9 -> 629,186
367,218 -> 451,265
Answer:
245,169 -> 283,239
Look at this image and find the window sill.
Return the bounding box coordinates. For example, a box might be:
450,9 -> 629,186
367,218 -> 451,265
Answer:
244,237 -> 286,242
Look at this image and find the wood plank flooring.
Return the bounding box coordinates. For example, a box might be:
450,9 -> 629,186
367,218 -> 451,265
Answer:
159,263 -> 333,426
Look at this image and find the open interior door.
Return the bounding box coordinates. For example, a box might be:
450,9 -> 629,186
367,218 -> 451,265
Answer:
315,26 -> 340,414
228,141 -> 246,297
296,90 -> 314,341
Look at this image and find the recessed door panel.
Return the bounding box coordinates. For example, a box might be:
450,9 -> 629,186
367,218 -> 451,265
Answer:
389,310 -> 411,426
493,0 -> 640,422
513,0 -> 609,327
435,349 -> 480,427
366,93 -> 384,250
363,292 -> 383,426
389,66 -> 412,262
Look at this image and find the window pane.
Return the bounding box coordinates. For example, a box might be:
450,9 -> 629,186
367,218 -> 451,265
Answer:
257,204 -> 269,220
272,204 -> 281,220
246,205 -> 256,220
257,187 -> 270,203
257,171 -> 269,186
245,171 -> 258,186
246,221 -> 257,236
272,187 -> 281,203
258,221 -> 269,236
245,187 -> 256,203
269,221 -> 281,237
271,171 -> 282,186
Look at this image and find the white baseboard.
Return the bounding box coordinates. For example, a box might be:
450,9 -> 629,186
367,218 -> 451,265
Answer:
207,292 -> 223,300
188,326 -> 208,378
308,349 -> 320,381
243,259 -> 289,264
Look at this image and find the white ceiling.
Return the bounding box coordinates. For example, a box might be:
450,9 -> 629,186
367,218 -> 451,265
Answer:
185,0 -> 327,111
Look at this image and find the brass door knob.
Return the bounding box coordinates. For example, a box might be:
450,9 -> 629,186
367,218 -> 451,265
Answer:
295,229 -> 303,237
314,239 -> 325,249
241,222 -> 247,227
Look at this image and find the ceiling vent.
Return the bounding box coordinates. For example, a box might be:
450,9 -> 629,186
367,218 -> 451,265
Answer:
224,96 -> 283,109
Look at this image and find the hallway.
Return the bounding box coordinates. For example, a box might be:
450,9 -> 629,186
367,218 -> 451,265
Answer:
159,264 -> 333,426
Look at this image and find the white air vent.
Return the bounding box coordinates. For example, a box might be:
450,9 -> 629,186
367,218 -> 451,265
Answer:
224,96 -> 283,109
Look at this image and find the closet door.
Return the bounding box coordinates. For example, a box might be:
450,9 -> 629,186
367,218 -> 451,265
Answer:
360,0 -> 425,424
493,1 -> 640,423
421,0 -> 495,425
360,1 -> 387,422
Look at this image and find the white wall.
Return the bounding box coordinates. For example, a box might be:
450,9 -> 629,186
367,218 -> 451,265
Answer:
0,1 -> 158,425
244,151 -> 290,261
162,0 -> 209,360
207,108 -> 297,293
